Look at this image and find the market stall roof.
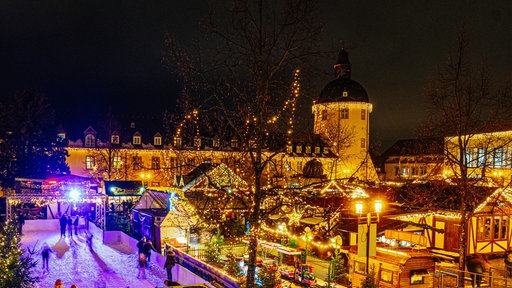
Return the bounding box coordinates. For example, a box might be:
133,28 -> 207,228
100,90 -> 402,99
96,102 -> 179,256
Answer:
134,190 -> 170,210
300,217 -> 325,225
104,180 -> 143,196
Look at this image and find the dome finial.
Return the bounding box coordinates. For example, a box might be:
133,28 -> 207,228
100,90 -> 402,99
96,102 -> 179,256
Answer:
334,48 -> 351,79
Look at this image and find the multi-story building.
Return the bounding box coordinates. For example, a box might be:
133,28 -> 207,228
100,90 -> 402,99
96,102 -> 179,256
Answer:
64,50 -> 378,190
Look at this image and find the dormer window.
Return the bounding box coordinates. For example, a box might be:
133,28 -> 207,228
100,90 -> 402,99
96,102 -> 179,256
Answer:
314,146 -> 321,154
306,146 -> 311,154
194,136 -> 201,148
154,135 -> 162,146
296,145 -> 302,154
342,89 -> 348,97
249,140 -> 255,148
85,134 -> 95,147
231,139 -> 238,148
133,135 -> 141,145
287,145 -> 293,154
213,138 -> 220,148
174,136 -> 182,148
323,146 -> 330,154
57,132 -> 66,142
111,135 -> 119,144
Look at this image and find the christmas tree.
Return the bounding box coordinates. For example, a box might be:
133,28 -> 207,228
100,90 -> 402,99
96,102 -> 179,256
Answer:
359,265 -> 378,288
0,217 -> 39,287
224,251 -> 243,279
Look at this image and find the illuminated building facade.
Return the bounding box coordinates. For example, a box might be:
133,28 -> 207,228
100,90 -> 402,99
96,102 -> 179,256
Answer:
64,51 -> 379,189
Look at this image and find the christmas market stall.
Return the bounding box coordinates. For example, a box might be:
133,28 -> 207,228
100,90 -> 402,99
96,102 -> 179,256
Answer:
6,174 -> 106,230
131,188 -> 197,253
348,233 -> 436,288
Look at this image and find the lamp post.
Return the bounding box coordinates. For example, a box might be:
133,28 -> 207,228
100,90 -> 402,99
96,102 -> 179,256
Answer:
302,227 -> 313,264
277,223 -> 287,265
141,173 -> 151,189
355,200 -> 382,275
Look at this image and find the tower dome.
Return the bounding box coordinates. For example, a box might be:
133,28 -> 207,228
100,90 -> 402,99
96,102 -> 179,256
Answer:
316,49 -> 369,104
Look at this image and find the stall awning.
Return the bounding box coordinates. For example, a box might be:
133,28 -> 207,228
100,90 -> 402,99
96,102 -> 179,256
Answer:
300,217 -> 325,225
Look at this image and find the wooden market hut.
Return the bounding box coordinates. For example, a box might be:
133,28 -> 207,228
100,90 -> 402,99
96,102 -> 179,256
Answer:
132,189 -> 196,253
348,244 -> 436,288
391,183 -> 512,258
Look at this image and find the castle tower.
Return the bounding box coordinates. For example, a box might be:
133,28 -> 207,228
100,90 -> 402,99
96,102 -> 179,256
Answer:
312,50 -> 375,181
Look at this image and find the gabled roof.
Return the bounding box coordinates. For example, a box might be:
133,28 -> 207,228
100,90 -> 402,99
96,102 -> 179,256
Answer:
181,163 -> 247,192
134,190 -> 170,210
382,137 -> 444,157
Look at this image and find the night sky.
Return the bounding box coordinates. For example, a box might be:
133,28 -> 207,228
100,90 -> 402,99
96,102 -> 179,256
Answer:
0,1 -> 510,151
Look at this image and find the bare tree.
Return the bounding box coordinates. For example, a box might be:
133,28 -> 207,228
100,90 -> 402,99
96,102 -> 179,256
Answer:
419,24 -> 512,284
163,0 -> 324,285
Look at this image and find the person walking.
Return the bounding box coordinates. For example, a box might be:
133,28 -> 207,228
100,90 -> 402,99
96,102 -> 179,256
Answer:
137,236 -> 146,255
59,214 -> 67,237
85,213 -> 91,231
136,253 -> 147,279
164,249 -> 176,283
67,215 -> 73,237
40,242 -> 53,272
73,216 -> 79,236
18,212 -> 26,235
143,239 -> 155,264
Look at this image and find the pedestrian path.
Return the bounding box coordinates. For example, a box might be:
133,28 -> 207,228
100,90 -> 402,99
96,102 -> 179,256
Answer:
21,231 -> 169,288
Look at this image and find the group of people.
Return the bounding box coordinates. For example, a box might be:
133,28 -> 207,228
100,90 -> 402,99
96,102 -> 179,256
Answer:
136,236 -> 177,285
59,213 -> 89,238
136,236 -> 156,279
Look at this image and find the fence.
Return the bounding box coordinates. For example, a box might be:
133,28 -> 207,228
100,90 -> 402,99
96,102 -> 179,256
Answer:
434,263 -> 512,287
185,244 -> 248,262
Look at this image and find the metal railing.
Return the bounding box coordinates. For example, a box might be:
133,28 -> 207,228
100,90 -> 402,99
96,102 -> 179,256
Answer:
435,263 -> 512,287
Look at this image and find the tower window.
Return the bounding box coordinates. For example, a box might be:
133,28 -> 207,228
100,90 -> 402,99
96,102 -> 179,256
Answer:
360,138 -> 366,148
341,109 -> 349,119
342,90 -> 348,97
321,110 -> 327,120
361,109 -> 366,120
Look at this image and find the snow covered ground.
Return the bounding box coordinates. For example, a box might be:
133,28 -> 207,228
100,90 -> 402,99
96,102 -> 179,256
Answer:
21,231 -> 170,288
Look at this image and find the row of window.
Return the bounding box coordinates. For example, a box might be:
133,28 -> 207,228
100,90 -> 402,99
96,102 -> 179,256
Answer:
354,261 -> 426,285
85,155 -> 162,170
320,108 -> 367,121
394,166 -> 428,177
84,133 -> 163,148
465,147 -> 512,168
476,215 -> 508,241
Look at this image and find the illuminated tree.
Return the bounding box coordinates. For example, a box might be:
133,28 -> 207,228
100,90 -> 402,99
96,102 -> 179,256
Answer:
163,1 -> 324,286
0,217 -> 39,287
418,25 -> 512,285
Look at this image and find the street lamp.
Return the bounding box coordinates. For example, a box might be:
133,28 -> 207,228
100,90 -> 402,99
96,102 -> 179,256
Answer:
355,199 -> 382,275
302,227 -> 313,264
277,223 -> 287,265
140,173 -> 151,189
